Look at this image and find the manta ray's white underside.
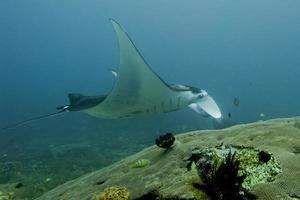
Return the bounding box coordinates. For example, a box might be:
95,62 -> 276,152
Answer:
84,19 -> 222,119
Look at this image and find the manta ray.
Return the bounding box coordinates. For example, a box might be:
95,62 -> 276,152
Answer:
2,19 -> 222,130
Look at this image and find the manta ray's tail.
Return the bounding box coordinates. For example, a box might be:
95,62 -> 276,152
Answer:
0,110 -> 67,131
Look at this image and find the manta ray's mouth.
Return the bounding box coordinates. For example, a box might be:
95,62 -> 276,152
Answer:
189,95 -> 222,119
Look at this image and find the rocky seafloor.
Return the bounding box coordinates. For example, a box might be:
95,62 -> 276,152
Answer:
25,117 -> 300,200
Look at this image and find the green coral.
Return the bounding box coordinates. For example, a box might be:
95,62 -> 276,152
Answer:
234,147 -> 281,190
191,145 -> 281,192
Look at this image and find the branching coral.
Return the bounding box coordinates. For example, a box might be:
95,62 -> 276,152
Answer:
197,151 -> 251,200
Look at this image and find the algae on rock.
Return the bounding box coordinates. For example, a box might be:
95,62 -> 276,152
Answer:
91,186 -> 130,200
186,144 -> 282,192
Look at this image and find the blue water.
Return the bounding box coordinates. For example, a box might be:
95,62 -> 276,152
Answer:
0,0 -> 300,197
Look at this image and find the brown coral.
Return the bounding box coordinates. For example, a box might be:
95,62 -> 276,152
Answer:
91,186 -> 130,200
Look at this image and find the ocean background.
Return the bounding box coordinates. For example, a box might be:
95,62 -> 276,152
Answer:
0,0 -> 299,199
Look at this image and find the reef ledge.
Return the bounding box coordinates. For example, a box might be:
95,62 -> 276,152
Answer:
36,117 -> 300,200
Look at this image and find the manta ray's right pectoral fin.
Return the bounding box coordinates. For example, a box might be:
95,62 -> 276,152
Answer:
189,95 -> 222,119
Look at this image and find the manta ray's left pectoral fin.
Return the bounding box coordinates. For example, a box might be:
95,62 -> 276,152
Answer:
189,95 -> 222,119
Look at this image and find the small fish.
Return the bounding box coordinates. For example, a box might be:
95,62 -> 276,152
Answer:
228,112 -> 231,118
129,159 -> 150,168
45,177 -> 52,182
259,113 -> 265,118
233,97 -> 240,107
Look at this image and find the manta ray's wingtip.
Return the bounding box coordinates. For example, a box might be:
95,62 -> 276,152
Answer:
108,18 -> 115,22
108,18 -> 124,34
108,18 -> 119,26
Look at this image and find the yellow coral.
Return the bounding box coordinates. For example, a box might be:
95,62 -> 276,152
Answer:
0,192 -> 14,200
91,186 -> 130,200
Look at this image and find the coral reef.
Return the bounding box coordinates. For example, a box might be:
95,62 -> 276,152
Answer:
91,186 -> 130,200
35,117 -> 300,200
0,191 -> 14,200
155,133 -> 175,149
197,151 -> 253,200
258,151 -> 271,163
185,145 -> 281,192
